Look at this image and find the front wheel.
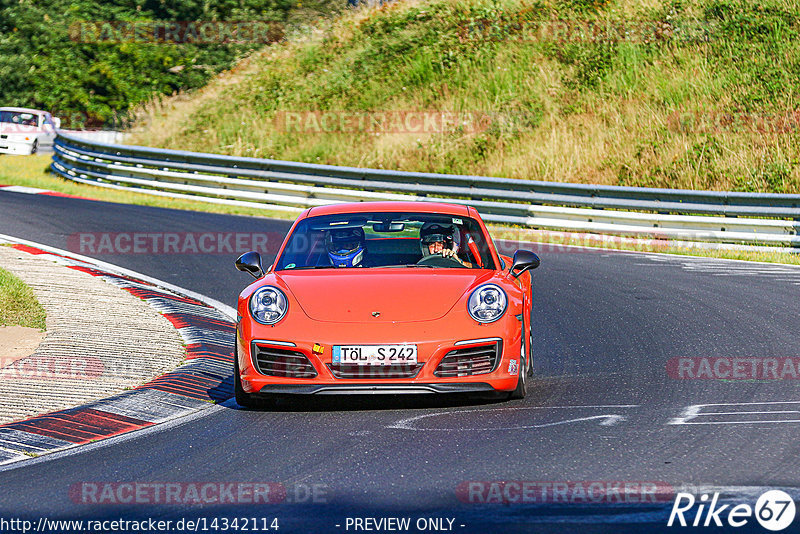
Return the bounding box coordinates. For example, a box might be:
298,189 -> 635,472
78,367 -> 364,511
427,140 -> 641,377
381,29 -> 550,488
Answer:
527,329 -> 534,378
509,328 -> 528,399
509,354 -> 527,399
510,315 -> 532,399
30,140 -> 38,155
234,348 -> 257,408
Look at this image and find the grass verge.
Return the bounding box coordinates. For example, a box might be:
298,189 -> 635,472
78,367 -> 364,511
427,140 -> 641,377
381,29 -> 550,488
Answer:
0,266 -> 46,330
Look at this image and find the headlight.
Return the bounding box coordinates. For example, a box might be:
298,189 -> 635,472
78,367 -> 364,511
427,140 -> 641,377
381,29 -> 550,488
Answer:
249,286 -> 288,325
467,284 -> 507,323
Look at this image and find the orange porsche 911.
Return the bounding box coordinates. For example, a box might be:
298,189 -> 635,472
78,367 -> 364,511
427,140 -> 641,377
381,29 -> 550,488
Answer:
233,201 -> 539,406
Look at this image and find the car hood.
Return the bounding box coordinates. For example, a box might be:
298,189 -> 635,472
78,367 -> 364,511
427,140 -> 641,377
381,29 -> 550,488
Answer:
276,269 -> 493,323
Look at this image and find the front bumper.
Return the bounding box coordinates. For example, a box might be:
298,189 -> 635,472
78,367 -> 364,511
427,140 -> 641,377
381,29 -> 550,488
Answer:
249,383 -> 498,395
236,314 -> 525,395
0,139 -> 34,155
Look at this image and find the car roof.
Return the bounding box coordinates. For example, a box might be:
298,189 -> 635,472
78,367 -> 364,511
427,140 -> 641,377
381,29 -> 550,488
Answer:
0,107 -> 47,114
305,201 -> 471,218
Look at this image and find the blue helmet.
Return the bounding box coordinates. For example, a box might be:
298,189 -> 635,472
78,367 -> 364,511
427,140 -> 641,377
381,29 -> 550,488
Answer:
326,227 -> 365,267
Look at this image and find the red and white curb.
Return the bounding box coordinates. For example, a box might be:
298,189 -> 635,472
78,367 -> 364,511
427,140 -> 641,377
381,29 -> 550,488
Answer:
0,184 -> 93,200
0,237 -> 235,466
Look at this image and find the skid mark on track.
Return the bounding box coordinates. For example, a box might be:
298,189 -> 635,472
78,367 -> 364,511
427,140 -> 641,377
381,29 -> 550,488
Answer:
633,255 -> 800,284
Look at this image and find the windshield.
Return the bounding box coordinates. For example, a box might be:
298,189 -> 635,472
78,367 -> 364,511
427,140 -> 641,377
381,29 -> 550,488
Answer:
0,111 -> 40,126
275,212 -> 496,270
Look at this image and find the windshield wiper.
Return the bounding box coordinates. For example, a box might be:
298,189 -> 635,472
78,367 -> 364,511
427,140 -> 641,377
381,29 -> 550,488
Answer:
369,264 -> 434,268
282,265 -> 336,270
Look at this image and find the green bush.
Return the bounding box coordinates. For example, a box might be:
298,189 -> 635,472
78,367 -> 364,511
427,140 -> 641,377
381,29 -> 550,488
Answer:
0,0 -> 311,126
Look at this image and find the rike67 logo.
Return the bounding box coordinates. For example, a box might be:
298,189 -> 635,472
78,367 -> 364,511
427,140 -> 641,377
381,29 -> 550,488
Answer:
668,490 -> 796,531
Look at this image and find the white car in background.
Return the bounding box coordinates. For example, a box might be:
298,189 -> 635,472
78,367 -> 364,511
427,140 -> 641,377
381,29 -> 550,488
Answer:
0,107 -> 60,155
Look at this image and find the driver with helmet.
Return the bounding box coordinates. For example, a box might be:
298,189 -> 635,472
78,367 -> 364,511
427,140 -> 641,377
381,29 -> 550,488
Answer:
418,222 -> 472,267
326,227 -> 367,267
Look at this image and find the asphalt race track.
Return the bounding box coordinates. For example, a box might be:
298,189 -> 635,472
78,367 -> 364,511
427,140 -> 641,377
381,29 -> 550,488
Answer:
1,190 -> 799,533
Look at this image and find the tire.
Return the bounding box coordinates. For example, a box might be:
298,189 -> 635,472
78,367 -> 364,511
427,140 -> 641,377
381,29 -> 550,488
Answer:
509,352 -> 527,399
234,348 -> 257,408
527,329 -> 534,378
30,140 -> 38,155
509,323 -> 528,400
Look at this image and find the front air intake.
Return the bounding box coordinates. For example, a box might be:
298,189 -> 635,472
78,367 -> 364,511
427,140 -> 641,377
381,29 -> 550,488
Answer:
253,344 -> 317,378
434,341 -> 502,377
327,364 -> 423,379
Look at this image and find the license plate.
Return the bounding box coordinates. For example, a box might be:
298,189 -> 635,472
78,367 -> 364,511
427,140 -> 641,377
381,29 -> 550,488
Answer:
332,345 -> 417,366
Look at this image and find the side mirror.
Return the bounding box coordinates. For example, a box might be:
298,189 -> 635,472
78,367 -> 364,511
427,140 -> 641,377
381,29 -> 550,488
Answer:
53,117 -> 61,129
235,251 -> 264,279
510,250 -> 540,277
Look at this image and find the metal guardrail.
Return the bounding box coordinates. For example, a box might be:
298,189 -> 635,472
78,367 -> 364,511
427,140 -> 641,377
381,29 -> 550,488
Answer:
50,131 -> 800,247
59,129 -> 129,145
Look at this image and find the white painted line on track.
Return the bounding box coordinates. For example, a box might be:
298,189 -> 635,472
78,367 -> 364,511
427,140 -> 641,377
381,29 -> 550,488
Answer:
669,401 -> 800,425
0,185 -> 51,194
670,420 -> 800,425
387,405 -> 638,431
703,411 -> 800,415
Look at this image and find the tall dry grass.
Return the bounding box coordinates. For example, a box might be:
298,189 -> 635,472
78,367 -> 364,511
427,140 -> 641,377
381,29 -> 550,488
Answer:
128,0 -> 800,193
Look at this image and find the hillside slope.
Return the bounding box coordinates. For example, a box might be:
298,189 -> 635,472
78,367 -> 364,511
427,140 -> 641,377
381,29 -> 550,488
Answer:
130,0 -> 800,193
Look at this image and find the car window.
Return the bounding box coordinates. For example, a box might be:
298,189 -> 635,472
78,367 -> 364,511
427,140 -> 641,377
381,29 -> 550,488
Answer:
275,212 -> 496,270
0,111 -> 39,126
